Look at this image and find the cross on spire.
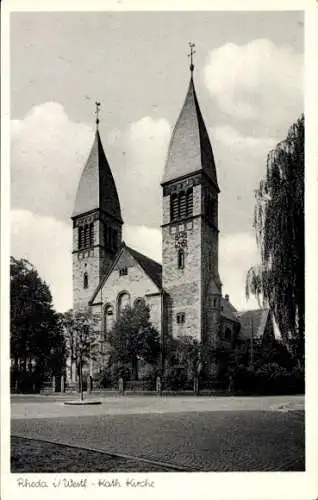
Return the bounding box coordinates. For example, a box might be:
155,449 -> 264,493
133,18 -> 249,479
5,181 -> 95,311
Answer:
95,101 -> 101,128
188,42 -> 196,73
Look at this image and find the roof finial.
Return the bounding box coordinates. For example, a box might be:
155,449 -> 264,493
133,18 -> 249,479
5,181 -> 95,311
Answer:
188,42 -> 196,73
95,101 -> 101,128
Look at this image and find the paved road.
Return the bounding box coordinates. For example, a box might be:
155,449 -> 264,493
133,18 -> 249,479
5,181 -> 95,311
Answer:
10,394 -> 304,419
11,396 -> 305,472
11,436 -> 178,472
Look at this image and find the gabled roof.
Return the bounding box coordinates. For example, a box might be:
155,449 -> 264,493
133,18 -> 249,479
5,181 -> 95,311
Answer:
72,130 -> 122,222
220,297 -> 239,322
162,75 -> 219,191
236,309 -> 270,340
89,243 -> 162,305
126,246 -> 162,289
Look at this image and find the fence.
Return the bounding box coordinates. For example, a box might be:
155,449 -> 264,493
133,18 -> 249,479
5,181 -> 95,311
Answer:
123,378 -> 156,392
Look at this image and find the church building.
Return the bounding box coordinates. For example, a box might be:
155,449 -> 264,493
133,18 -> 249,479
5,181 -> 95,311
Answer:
71,54 -> 274,380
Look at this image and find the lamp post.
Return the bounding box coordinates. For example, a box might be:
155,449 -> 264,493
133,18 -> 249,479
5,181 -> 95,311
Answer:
250,315 -> 254,366
50,346 -> 56,393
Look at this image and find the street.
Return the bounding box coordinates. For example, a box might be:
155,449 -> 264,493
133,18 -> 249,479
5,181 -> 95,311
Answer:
11,395 -> 305,472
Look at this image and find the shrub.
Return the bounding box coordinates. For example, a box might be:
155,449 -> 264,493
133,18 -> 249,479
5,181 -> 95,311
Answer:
163,365 -> 192,391
137,363 -> 158,390
255,362 -> 291,394
230,360 -> 305,395
232,364 -> 257,393
290,364 -> 305,393
98,362 -> 131,389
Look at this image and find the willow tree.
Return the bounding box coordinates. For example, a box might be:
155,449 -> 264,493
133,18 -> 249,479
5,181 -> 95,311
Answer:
246,115 -> 304,362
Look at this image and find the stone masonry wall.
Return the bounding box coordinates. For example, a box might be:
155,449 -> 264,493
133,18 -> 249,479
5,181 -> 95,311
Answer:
73,215 -> 120,312
162,184 -> 202,341
96,249 -> 162,336
201,220 -> 221,344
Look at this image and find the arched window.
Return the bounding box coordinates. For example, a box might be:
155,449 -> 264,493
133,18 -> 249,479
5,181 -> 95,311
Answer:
117,291 -> 130,316
179,192 -> 187,218
170,193 -> 178,221
104,305 -> 114,336
83,272 -> 88,289
186,188 -> 193,217
176,312 -> 185,324
178,249 -> 185,269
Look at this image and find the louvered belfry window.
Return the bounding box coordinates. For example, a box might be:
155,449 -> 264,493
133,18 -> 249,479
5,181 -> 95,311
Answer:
179,192 -> 187,218
83,225 -> 88,247
89,223 -> 94,246
78,226 -> 85,249
170,188 -> 193,221
186,188 -> 193,216
78,222 -> 94,250
170,193 -> 178,221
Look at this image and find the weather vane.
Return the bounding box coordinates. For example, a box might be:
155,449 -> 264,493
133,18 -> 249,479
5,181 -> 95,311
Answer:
95,101 -> 101,127
188,42 -> 196,72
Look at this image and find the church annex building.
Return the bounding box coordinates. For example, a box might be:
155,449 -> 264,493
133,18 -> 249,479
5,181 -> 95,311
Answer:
71,59 -> 274,381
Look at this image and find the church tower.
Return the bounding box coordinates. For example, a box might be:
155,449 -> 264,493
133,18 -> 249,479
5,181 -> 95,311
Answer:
72,106 -> 123,311
161,46 -> 222,344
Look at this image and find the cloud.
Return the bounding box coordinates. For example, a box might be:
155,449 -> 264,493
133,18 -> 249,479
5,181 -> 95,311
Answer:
106,116 -> 171,228
11,102 -> 93,222
11,103 -> 171,230
10,209 -> 163,312
219,232 -> 259,311
123,225 -> 162,263
10,101 -> 278,239
11,209 -> 73,313
212,124 -> 276,152
203,39 -> 303,132
209,124 -> 276,235
10,105 -> 261,313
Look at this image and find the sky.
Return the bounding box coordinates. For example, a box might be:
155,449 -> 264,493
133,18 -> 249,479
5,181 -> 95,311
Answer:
10,10 -> 304,313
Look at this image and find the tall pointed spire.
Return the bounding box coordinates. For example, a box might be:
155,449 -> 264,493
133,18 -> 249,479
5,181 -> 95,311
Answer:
72,107 -> 122,222
162,47 -> 219,190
